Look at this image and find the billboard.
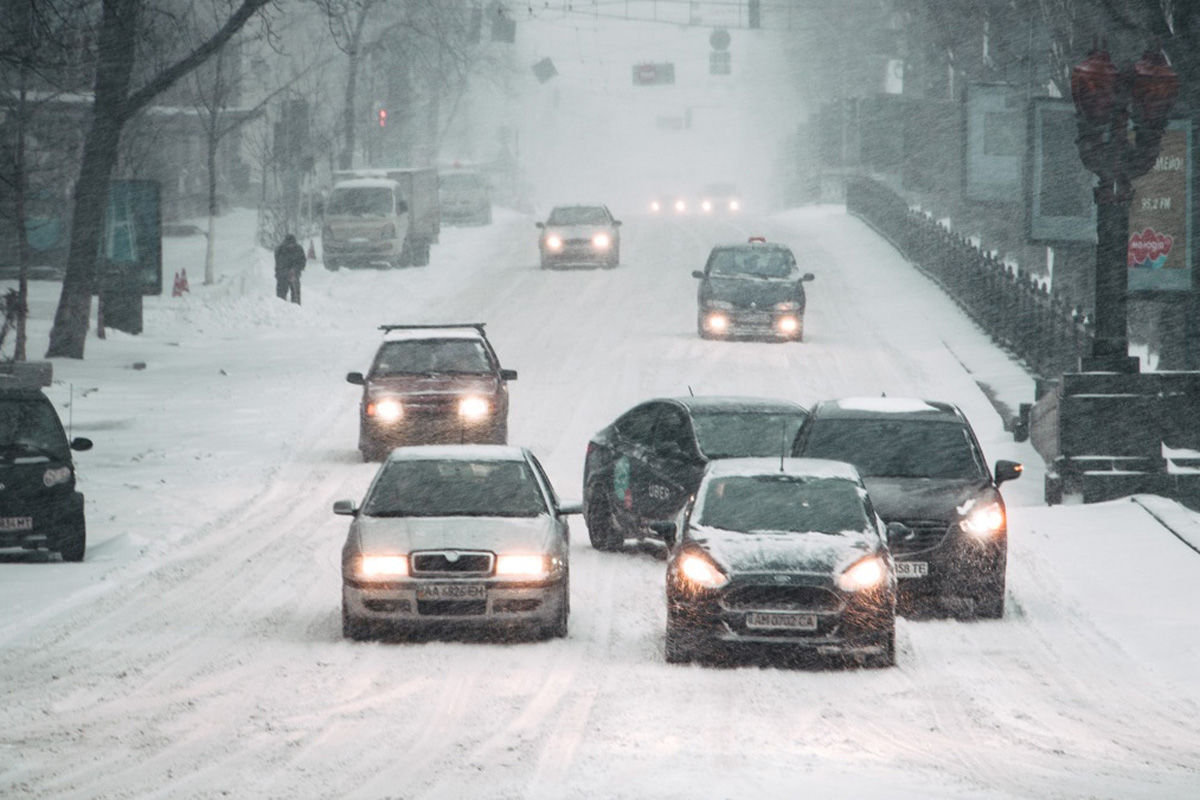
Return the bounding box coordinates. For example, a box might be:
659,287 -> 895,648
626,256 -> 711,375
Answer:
1026,97 -> 1096,243
1128,120 -> 1192,293
964,83 -> 1024,203
99,179 -> 162,296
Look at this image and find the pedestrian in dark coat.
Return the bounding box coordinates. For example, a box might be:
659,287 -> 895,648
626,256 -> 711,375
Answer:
274,234 -> 306,304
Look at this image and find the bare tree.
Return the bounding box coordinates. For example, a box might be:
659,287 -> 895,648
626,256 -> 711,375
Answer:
45,0 -> 273,360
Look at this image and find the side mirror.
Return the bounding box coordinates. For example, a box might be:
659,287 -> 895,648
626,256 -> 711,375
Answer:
500,368 -> 518,381
71,437 -> 93,452
613,220 -> 622,227
557,501 -> 583,516
396,201 -> 409,214
649,520 -> 677,548
535,221 -> 545,229
801,273 -> 815,282
333,499 -> 358,516
691,270 -> 705,279
885,520 -> 910,544
346,371 -> 365,385
994,460 -> 1023,485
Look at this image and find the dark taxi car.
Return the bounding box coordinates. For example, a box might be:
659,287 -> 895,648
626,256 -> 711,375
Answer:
536,205 -> 621,269
346,324 -> 517,461
693,238 -> 814,341
655,458 -> 897,667
582,396 -> 809,552
792,397 -> 1022,618
1,362 -> 92,562
337,445 -> 581,641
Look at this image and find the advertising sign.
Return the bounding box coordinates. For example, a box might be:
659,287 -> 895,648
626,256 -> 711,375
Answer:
1027,97 -> 1096,243
964,84 -> 1024,203
100,179 -> 162,296
1128,121 -> 1192,293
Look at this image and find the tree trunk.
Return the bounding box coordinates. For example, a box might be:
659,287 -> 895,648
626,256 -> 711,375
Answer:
13,64 -> 30,361
45,0 -> 140,359
205,116 -> 219,285
339,47 -> 360,170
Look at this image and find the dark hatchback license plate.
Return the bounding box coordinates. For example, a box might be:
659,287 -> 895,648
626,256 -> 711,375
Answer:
415,583 -> 486,601
745,611 -> 818,631
0,517 -> 33,532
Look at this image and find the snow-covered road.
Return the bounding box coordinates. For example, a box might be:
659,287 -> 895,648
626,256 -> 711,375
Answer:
2,206 -> 1199,799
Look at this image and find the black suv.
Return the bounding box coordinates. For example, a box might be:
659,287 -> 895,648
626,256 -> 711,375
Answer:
346,324 -> 517,461
693,238 -> 814,341
0,362 -> 92,562
791,397 -> 1021,617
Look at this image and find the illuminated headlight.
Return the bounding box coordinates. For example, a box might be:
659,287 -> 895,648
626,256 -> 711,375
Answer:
592,232 -> 611,249
961,501 -> 1005,538
774,301 -> 800,311
705,312 -> 729,332
776,316 -> 799,334
729,199 -> 740,211
678,552 -> 729,589
650,201 -> 661,212
43,466 -> 72,487
458,395 -> 490,421
674,199 -> 686,213
367,397 -> 403,422
545,234 -> 563,251
836,556 -> 888,592
495,554 -> 550,578
701,200 -> 713,212
358,554 -> 408,580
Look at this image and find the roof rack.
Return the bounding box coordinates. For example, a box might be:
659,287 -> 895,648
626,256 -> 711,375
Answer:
378,323 -> 486,334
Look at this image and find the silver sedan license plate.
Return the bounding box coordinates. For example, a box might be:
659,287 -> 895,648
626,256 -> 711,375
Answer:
896,561 -> 929,578
745,611 -> 818,631
0,517 -> 33,532
415,583 -> 486,601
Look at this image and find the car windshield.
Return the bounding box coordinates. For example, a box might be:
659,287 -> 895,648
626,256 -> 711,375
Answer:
709,248 -> 795,279
373,339 -> 492,375
547,207 -> 609,225
362,459 -> 548,517
0,398 -> 69,460
327,187 -> 393,217
691,411 -> 807,459
801,419 -> 986,480
696,475 -> 870,534
440,174 -> 484,191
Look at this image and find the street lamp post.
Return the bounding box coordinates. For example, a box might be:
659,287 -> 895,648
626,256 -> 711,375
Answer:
1071,43 -> 1179,373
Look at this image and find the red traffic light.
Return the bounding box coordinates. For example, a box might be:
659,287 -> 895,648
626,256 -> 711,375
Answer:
378,109 -> 388,127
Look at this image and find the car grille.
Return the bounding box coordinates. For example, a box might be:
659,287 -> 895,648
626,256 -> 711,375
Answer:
410,550 -> 493,576
889,520 -> 950,554
722,585 -> 842,612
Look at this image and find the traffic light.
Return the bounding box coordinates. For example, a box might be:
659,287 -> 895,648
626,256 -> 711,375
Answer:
378,108 -> 388,128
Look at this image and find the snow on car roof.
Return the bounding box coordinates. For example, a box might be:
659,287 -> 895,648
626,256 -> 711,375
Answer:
704,457 -> 861,481
331,178 -> 400,189
381,327 -> 485,343
826,397 -> 953,416
671,395 -> 806,414
386,444 -> 525,462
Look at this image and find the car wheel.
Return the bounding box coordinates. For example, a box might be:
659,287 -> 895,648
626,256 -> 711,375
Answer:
665,609 -> 701,664
974,578 -> 1006,619
540,582 -> 569,639
585,488 -> 623,552
697,314 -> 714,340
793,320 -> 805,342
57,512 -> 86,563
342,602 -> 372,641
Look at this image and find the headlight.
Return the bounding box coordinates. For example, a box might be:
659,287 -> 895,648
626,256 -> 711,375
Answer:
836,556 -> 888,592
776,316 -> 799,334
961,501 -> 1005,538
358,554 -> 408,579
701,200 -> 713,212
367,397 -> 403,422
592,232 -> 611,249
495,554 -> 550,578
705,312 -> 729,332
729,199 -> 740,211
650,201 -> 661,212
678,552 -> 729,589
458,395 -> 490,421
544,234 -> 563,251
43,466 -> 72,487
774,301 -> 800,311
674,199 -> 686,213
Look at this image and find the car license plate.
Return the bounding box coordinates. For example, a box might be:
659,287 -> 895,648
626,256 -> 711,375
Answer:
415,583 -> 486,601
0,517 -> 33,532
896,561 -> 929,578
745,611 -> 818,631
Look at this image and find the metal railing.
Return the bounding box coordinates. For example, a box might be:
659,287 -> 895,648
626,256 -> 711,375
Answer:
846,177 -> 1092,379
